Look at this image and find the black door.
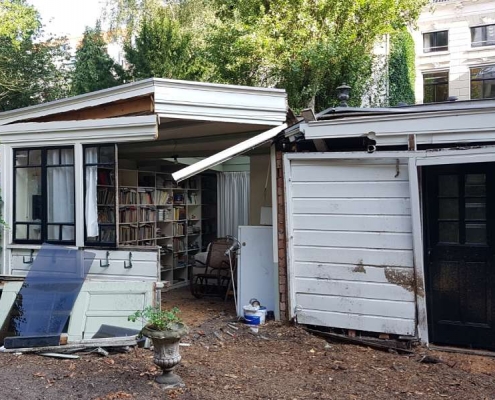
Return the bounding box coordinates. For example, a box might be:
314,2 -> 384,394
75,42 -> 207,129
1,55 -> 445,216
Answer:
424,162 -> 495,350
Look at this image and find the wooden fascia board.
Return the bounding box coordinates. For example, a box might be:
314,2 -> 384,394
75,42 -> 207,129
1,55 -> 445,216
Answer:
0,115 -> 158,145
0,79 -> 155,126
302,107 -> 495,142
154,80 -> 287,126
25,95 -> 155,122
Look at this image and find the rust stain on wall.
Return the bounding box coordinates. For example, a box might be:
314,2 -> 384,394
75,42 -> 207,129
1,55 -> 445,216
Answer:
385,268 -> 415,292
353,259 -> 366,273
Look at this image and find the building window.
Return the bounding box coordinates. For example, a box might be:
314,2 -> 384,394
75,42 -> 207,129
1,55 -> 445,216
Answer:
14,147 -> 75,244
471,66 -> 495,99
471,25 -> 495,47
84,144 -> 117,246
423,31 -> 448,53
423,71 -> 449,103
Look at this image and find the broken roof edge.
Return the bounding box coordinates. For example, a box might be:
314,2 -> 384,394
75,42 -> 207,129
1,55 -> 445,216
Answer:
0,78 -> 288,127
172,123 -> 288,182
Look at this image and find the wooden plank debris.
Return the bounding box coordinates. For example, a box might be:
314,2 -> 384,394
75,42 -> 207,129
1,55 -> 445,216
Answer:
305,328 -> 413,355
0,336 -> 137,354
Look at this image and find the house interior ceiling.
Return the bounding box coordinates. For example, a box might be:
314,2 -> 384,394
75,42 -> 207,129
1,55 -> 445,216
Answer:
118,117 -> 273,160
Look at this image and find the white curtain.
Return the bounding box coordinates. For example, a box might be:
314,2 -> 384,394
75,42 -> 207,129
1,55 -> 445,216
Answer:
217,172 -> 250,238
85,148 -> 99,237
47,149 -> 75,241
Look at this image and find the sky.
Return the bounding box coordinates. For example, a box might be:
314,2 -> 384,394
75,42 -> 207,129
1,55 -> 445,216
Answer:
28,0 -> 105,39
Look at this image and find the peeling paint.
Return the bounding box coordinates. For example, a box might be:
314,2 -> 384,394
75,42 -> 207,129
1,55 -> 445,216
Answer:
353,259 -> 366,273
384,268 -> 415,292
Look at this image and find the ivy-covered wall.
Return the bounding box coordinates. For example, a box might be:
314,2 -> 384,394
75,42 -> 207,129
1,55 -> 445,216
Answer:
388,30 -> 416,106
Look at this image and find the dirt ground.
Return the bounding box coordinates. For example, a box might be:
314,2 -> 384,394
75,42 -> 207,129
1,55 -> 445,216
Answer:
0,288 -> 495,399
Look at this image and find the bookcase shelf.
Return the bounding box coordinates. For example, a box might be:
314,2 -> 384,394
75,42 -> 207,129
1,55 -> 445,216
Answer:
116,168 -> 203,287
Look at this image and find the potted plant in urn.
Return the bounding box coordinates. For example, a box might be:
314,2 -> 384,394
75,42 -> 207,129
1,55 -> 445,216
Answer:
129,306 -> 189,388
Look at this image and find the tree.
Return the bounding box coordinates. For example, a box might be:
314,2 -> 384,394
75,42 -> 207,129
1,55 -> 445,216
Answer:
205,0 -> 427,112
0,0 -> 71,111
72,22 -> 126,96
105,0 -> 427,112
124,7 -> 204,80
388,30 -> 416,106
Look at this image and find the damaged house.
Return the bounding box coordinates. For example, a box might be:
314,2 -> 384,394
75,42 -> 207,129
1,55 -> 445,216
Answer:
175,93 -> 495,352
0,78 -> 287,342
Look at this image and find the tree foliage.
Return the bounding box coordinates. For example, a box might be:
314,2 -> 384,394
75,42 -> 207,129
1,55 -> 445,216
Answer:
388,30 -> 416,106
72,22 -> 126,96
124,7 -> 204,80
107,0 -> 427,112
0,0 -> 71,111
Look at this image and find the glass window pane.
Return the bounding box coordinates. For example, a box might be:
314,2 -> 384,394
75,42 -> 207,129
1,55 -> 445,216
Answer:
85,147 -> 98,164
100,226 -> 116,243
471,80 -> 483,99
439,175 -> 458,197
472,27 -> 483,46
48,225 -> 60,241
435,83 -> 449,102
29,225 -> 41,241
466,198 -> 486,220
439,221 -> 459,243
487,25 -> 495,44
29,150 -> 42,165
47,166 -> 75,225
61,149 -> 74,165
47,149 -> 59,165
15,167 -> 42,223
424,84 -> 434,103
424,33 -> 433,51
99,146 -> 114,164
465,174 -> 486,197
439,198 -> 458,219
15,151 -> 28,166
483,79 -> 495,99
466,223 -> 486,244
15,225 -> 27,240
436,31 -> 448,50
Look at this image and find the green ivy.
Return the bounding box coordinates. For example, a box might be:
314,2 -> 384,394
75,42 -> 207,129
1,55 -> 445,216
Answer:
388,30 -> 416,106
128,306 -> 182,331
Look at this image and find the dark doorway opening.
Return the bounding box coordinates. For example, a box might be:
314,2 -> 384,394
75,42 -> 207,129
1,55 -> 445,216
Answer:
423,162 -> 495,350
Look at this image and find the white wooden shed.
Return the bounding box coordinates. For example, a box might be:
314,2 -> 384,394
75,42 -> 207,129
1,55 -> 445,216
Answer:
175,99 -> 495,351
0,78 -> 288,340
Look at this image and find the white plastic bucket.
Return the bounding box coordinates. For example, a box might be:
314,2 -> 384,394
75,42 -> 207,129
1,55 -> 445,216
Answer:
243,305 -> 267,325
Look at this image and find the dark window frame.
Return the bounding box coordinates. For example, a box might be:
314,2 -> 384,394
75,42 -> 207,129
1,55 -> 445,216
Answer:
423,30 -> 449,53
83,144 -> 117,247
13,146 -> 76,245
423,71 -> 449,103
470,65 -> 495,100
471,24 -> 495,47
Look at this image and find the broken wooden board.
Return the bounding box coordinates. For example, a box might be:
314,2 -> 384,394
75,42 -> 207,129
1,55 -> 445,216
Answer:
0,336 -> 138,354
305,327 -> 414,355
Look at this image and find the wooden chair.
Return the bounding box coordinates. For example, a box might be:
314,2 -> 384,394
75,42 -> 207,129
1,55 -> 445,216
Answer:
190,237 -> 237,299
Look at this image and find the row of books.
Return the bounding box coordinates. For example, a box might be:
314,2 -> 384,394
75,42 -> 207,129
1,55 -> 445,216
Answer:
158,208 -> 172,221
120,189 -> 137,205
120,225 -> 138,242
139,207 -> 156,222
98,208 -> 115,223
120,207 -> 137,223
156,190 -> 171,205
173,207 -> 186,221
139,224 -> 154,240
173,222 -> 185,236
138,189 -> 154,205
97,188 -> 115,205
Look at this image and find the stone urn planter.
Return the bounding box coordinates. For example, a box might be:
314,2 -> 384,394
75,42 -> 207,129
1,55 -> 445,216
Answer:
128,307 -> 189,389
142,323 -> 189,388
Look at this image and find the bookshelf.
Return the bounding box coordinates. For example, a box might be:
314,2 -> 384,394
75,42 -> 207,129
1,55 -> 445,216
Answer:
117,169 -> 203,287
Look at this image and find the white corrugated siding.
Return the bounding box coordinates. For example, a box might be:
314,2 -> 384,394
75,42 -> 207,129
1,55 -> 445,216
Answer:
287,158 -> 416,335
